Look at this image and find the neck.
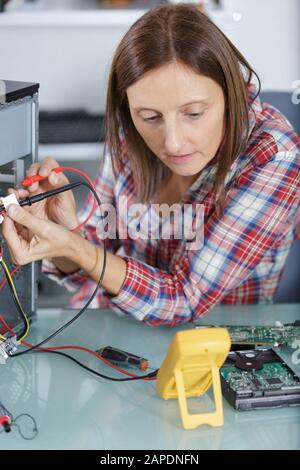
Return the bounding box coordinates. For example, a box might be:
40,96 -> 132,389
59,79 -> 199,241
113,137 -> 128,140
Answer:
170,172 -> 200,195
156,172 -> 200,206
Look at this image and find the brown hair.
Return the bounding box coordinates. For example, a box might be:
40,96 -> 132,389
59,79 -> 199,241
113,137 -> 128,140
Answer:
105,3 -> 260,215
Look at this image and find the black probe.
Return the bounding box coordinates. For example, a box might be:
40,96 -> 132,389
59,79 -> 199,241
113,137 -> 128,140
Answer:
18,181 -> 82,208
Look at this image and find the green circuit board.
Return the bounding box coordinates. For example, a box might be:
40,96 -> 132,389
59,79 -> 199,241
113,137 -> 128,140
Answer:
195,324 -> 300,348
221,361 -> 300,393
220,348 -> 300,410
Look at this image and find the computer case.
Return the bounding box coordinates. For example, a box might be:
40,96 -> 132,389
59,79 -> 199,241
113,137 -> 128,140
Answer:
0,79 -> 39,335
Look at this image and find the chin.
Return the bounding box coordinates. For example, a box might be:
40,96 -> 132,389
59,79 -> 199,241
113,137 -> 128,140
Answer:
173,167 -> 201,177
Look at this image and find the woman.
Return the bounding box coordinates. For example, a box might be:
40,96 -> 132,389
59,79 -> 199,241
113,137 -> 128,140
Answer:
2,4 -> 300,326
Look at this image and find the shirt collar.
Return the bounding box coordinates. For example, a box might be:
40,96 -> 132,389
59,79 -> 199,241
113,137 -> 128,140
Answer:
223,84 -> 263,185
247,83 -> 262,138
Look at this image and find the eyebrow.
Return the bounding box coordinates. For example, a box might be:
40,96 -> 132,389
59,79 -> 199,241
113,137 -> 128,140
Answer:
133,99 -> 210,112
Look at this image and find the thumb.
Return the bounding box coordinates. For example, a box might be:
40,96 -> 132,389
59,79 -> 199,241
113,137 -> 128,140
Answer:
49,169 -> 69,187
7,204 -> 47,237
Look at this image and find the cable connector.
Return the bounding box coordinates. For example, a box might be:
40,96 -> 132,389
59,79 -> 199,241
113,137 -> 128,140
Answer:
0,342 -> 8,365
0,336 -> 18,364
0,194 -> 19,224
4,336 -> 18,355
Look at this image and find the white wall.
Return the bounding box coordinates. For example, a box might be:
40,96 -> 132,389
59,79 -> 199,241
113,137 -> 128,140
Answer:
0,0 -> 299,115
222,0 -> 300,91
0,10 -> 146,113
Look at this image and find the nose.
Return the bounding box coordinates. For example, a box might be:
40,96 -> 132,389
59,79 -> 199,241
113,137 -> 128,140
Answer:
164,120 -> 185,155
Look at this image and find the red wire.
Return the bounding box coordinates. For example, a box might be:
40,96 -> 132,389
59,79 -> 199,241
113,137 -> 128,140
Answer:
0,166 -> 97,290
0,265 -> 20,291
19,166 -> 97,231
0,315 -> 156,381
0,247 -> 19,293
57,167 -> 98,233
0,169 -> 156,381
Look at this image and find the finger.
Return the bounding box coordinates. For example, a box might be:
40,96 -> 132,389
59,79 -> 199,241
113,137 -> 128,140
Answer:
2,215 -> 35,265
26,157 -> 60,193
6,190 -> 28,232
6,204 -> 48,238
25,163 -> 41,192
27,182 -> 38,193
1,214 -> 24,256
38,157 -> 68,190
26,157 -> 56,177
7,188 -> 35,230
48,169 -> 69,187
26,162 -> 40,177
38,156 -> 60,177
2,207 -> 25,235
25,167 -> 41,192
8,187 -> 30,200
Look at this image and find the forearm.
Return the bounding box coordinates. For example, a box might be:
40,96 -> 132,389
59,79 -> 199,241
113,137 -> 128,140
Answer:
68,232 -> 127,296
52,257 -> 80,275
51,230 -> 83,274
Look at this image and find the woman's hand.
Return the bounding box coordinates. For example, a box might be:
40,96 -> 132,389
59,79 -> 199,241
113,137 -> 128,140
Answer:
8,156 -> 78,231
1,204 -> 75,265
2,202 -> 127,297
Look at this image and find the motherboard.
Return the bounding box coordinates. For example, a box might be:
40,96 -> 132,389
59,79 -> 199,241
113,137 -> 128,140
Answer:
195,322 -> 300,348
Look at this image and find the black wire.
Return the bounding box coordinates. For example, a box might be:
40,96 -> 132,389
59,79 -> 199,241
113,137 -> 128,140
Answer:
11,413 -> 38,440
28,349 -> 158,381
0,401 -> 13,422
19,181 -> 82,207
0,261 -> 27,342
7,181 -> 159,383
11,182 -> 107,357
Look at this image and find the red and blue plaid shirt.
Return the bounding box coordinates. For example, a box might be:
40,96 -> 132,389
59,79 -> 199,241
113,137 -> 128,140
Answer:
43,86 -> 300,325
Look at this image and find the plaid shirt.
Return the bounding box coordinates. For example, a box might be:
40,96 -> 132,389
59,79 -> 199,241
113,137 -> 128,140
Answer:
43,86 -> 300,326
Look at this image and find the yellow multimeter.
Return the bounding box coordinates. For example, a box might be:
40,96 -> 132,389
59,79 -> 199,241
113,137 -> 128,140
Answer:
156,328 -> 231,429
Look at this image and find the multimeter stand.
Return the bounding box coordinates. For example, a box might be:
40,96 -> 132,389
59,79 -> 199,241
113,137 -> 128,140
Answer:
156,329 -> 231,429
175,363 -> 224,428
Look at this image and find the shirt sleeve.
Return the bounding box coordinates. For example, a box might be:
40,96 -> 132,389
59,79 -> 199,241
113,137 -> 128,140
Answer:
41,144 -> 118,292
109,151 -> 300,326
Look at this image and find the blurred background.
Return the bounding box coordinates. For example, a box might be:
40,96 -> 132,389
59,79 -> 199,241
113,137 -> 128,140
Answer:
0,0 -> 299,307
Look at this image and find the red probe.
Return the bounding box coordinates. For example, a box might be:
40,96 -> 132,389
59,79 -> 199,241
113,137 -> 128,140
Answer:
0,415 -> 11,432
21,167 -> 65,187
0,401 -> 12,433
17,166 -> 98,232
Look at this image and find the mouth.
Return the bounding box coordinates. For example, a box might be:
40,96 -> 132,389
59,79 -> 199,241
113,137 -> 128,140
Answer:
167,153 -> 195,164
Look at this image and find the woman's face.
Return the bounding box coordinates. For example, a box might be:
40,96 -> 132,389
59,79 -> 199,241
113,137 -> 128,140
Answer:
127,62 -> 225,179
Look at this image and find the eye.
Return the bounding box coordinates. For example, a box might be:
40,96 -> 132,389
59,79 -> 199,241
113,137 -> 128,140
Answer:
142,115 -> 160,122
187,112 -> 204,119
